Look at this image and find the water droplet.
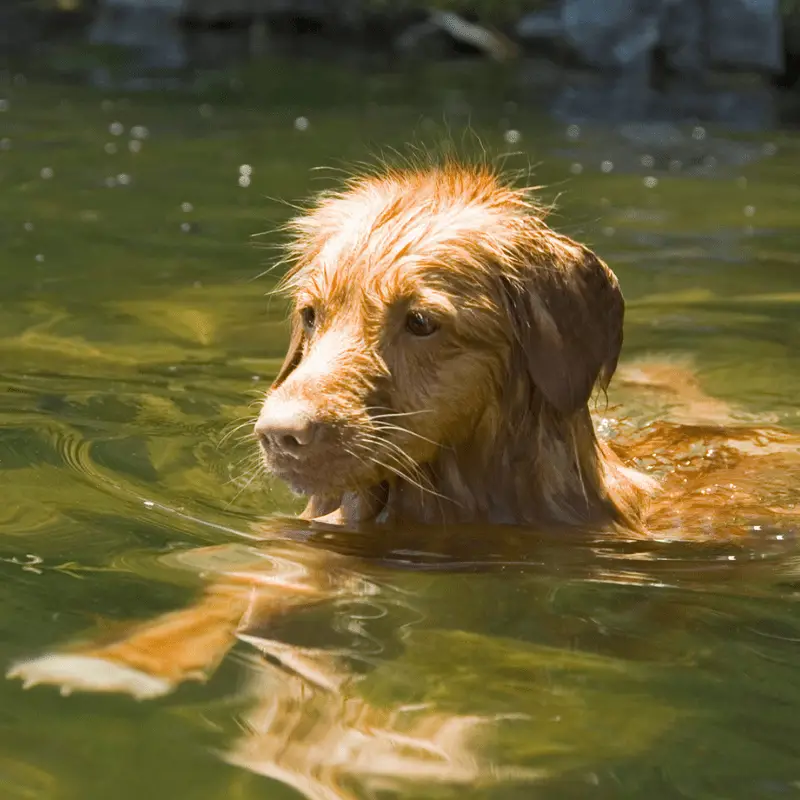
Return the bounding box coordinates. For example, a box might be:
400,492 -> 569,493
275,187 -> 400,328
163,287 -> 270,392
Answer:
104,176 -> 117,188
763,142 -> 777,156
239,164 -> 252,177
143,500 -> 155,508
23,222 -> 34,232
0,99 -> 8,112
101,99 -> 114,112
727,555 -> 736,561
737,176 -> 748,188
198,103 -> 213,118
34,254 -> 44,262
130,125 -> 149,140
691,125 -> 706,141
294,116 -> 310,132
128,140 -> 141,154
643,176 -> 658,189
569,162 -> 583,175
116,173 -> 131,186
251,375 -> 261,382
566,124 -> 580,140
238,175 -> 251,188
599,197 -> 610,207
743,205 -> 756,217
104,142 -> 117,155
109,121 -> 124,136
503,129 -> 521,144
0,138 -> 10,150
668,159 -> 682,172
602,226 -> 615,237
181,202 -> 193,213
180,221 -> 192,233
600,160 -> 613,173
640,154 -> 654,168
40,167 -> 53,180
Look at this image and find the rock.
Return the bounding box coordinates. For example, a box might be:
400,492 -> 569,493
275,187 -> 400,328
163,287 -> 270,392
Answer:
516,0 -> 666,71
517,0 -> 784,77
561,0 -> 663,70
706,0 -> 784,74
660,0 -> 704,75
515,7 -> 563,42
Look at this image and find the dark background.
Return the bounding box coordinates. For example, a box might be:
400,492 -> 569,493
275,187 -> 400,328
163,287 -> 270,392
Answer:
3,0 -> 800,130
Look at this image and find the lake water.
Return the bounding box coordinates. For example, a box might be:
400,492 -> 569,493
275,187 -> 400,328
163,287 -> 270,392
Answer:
1,59 -> 800,800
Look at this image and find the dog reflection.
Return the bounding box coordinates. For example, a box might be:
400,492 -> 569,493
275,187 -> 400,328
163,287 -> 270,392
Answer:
8,540 -> 540,798
227,635 -> 537,800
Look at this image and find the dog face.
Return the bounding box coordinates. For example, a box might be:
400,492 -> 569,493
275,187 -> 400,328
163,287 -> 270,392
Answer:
255,164 -> 624,499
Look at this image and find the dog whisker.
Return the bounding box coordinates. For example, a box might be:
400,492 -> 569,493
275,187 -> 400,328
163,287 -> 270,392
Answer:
351,437 -> 453,505
364,407 -> 434,420
370,421 -> 443,449
354,433 -> 429,480
218,418 -> 259,448
223,453 -> 265,489
363,453 -> 450,503
225,463 -> 266,508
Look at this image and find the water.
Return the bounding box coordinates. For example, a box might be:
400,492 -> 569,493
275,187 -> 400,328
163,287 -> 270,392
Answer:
1,61 -> 800,800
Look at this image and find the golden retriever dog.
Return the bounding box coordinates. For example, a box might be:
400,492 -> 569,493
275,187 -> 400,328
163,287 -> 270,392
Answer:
8,159 -> 800,793
257,160 -> 651,530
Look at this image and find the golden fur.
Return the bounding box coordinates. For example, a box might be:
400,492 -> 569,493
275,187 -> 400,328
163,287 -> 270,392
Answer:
256,161 -> 653,532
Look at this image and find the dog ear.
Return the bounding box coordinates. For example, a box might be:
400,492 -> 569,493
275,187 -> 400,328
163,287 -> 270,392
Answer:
504,236 -> 624,414
272,314 -> 303,388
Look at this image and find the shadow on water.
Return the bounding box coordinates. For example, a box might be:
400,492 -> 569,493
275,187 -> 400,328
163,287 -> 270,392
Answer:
0,48 -> 799,800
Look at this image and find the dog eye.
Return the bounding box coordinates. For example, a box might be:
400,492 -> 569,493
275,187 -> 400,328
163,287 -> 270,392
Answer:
405,310 -> 439,337
300,306 -> 316,331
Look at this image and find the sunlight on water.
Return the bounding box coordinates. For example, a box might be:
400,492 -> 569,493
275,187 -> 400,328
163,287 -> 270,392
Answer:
0,61 -> 799,800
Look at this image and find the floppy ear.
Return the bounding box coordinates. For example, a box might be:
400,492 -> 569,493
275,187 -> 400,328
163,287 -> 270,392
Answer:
272,314 -> 303,388
504,235 -> 624,414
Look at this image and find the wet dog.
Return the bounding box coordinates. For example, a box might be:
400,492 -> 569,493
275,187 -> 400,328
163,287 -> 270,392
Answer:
8,161 -> 799,780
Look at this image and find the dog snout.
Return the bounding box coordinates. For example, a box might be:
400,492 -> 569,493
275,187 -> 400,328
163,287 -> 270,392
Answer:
255,403 -> 322,454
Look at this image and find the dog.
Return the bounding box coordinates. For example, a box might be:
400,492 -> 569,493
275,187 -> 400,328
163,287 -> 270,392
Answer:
257,160 -> 653,531
8,159 -> 799,795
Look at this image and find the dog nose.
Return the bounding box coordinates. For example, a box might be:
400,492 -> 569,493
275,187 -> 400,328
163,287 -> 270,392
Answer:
255,405 -> 319,452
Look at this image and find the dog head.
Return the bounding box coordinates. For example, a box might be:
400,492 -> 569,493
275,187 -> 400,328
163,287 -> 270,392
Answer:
255,163 -> 624,500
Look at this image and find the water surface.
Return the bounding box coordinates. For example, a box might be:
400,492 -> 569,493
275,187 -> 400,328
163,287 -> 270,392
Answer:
1,61 -> 800,800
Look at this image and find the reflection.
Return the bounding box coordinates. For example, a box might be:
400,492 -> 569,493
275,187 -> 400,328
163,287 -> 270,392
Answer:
5,527 -> 686,798
6,536 -> 551,798
226,644 -> 539,800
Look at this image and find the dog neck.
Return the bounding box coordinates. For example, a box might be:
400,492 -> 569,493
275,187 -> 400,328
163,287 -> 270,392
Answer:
303,396 -> 652,532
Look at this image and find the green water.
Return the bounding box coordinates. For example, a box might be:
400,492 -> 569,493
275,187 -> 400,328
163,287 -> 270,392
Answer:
1,60 -> 800,799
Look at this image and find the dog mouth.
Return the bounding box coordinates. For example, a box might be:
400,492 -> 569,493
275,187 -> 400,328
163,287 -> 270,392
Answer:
256,418 -> 434,516
259,444 -> 386,499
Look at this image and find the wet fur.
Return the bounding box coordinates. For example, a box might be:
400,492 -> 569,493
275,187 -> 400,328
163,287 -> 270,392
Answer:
260,161 -> 654,532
